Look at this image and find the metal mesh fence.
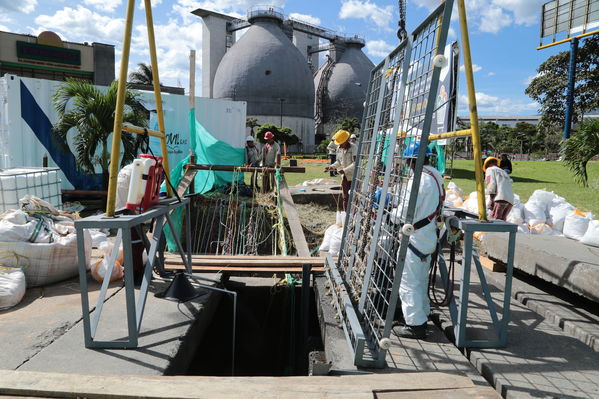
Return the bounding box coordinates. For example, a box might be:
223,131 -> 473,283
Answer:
329,1 -> 454,367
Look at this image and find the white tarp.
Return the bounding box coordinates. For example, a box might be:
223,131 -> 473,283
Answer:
0,74 -> 246,190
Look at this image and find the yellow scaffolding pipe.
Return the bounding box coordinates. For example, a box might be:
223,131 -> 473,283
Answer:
457,0 -> 486,221
122,124 -> 165,139
105,0 -> 136,217
428,129 -> 471,141
144,0 -> 172,198
105,0 -> 171,217
537,28 -> 599,50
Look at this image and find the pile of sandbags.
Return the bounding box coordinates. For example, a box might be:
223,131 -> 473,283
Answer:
443,184 -> 599,246
0,195 -> 91,287
0,266 -> 26,310
320,211 -> 346,257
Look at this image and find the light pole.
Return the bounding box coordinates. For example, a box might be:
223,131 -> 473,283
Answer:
279,98 -> 285,126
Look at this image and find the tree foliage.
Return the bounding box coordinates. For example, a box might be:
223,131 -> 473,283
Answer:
128,62 -> 160,86
525,35 -> 599,131
246,117 -> 259,136
255,124 -> 299,145
561,119 -> 599,186
52,79 -> 148,189
335,117 -> 360,134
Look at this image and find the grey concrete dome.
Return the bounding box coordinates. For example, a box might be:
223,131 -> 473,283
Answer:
212,17 -> 314,118
316,43 -> 374,123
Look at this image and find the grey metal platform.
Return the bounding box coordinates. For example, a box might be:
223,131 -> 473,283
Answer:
482,232 -> 599,302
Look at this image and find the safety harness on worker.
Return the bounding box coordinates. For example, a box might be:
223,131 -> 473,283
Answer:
407,167 -> 445,262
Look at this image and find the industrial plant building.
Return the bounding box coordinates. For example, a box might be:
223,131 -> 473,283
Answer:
0,30 -> 114,86
194,6 -> 373,151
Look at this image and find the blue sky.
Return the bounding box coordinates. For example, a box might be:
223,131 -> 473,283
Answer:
0,0 -> 567,116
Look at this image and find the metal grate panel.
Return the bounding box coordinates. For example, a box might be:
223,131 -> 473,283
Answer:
329,0 -> 454,367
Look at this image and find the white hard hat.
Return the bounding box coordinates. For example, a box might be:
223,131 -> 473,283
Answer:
246,135 -> 254,142
350,134 -> 357,139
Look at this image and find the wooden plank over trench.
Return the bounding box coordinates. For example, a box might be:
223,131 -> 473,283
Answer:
0,370 -> 500,399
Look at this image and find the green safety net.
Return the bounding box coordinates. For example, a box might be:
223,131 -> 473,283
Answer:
165,109 -> 244,252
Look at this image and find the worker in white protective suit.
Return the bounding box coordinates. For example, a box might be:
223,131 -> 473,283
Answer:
390,141 -> 444,339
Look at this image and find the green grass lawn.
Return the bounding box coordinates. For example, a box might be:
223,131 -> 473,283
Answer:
279,159 -> 599,215
447,160 -> 599,215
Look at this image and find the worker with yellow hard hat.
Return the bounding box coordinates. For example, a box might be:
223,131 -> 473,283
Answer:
324,130 -> 357,210
483,156 -> 514,220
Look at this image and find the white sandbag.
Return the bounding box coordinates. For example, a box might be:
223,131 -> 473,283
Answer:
529,190 -> 559,206
335,211 -> 347,227
0,267 -> 26,310
461,192 -> 479,214
563,209 -> 593,241
0,230 -> 92,287
548,202 -> 574,232
513,194 -> 521,206
91,241 -> 124,283
320,224 -> 343,256
581,220 -> 599,247
89,229 -> 108,248
518,224 -> 530,234
444,184 -> 463,208
523,200 -> 546,225
506,205 -> 524,225
529,223 -> 562,236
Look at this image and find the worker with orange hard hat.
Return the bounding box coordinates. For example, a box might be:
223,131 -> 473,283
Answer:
484,156 -> 514,220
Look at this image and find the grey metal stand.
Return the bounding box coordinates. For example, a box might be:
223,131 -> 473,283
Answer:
437,218 -> 517,348
75,198 -> 191,349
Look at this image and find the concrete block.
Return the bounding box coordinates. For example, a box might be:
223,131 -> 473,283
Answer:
482,233 -> 599,302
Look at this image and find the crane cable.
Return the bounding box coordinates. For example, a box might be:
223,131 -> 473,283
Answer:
397,0 -> 407,41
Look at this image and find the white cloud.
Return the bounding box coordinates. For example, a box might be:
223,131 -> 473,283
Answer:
129,17 -> 203,91
478,6 -> 512,34
339,0 -> 394,29
523,72 -> 543,85
492,0 -> 544,26
34,6 -> 125,43
460,64 -> 482,73
459,92 -> 539,114
366,39 -> 394,58
83,0 -> 121,13
414,0 -> 544,33
138,0 -> 163,10
487,72 -> 496,77
289,12 -> 321,26
0,0 -> 37,13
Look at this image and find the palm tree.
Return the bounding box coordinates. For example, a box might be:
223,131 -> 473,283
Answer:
562,119 -> 599,187
128,62 -> 160,86
246,117 -> 259,136
52,79 -> 148,189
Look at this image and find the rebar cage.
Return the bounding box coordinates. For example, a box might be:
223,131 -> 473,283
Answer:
326,0 -> 454,367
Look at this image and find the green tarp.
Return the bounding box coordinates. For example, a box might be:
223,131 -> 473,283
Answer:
165,109 -> 244,251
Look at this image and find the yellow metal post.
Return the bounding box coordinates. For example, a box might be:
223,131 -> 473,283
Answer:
144,0 -> 172,197
457,0 -> 486,221
106,0 -> 136,217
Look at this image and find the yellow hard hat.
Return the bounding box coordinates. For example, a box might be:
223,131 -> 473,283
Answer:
333,129 -> 350,145
483,156 -> 500,172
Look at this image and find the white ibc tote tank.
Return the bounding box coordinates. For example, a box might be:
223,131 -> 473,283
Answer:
0,167 -> 61,212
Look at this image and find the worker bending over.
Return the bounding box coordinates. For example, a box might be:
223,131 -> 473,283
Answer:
324,130 -> 357,210
392,142 -> 444,339
261,131 -> 281,192
484,157 -> 514,220
245,135 -> 260,189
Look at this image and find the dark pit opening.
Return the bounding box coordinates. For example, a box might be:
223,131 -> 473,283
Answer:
186,283 -> 324,376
